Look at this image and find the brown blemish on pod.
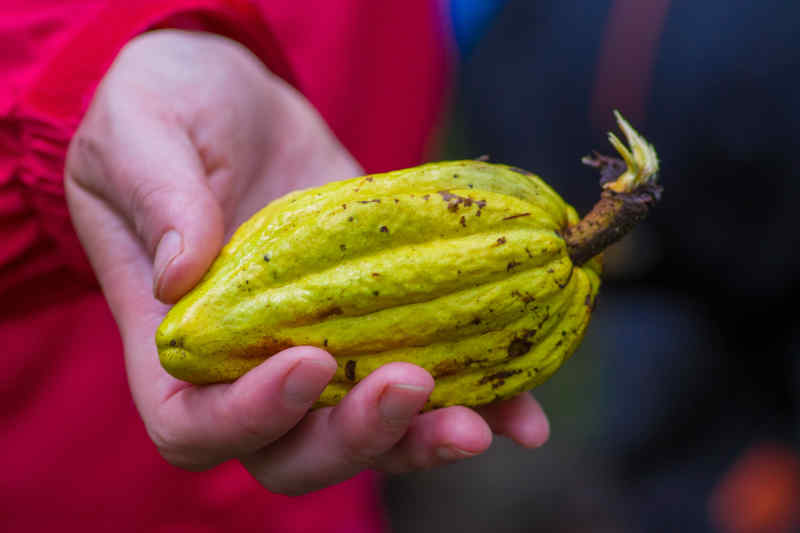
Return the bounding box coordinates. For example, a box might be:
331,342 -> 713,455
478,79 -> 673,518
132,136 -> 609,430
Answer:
507,338 -> 532,359
479,369 -> 523,388
557,266 -> 575,289
437,190 -> 487,213
502,213 -> 531,220
433,357 -> 488,377
345,360 -> 357,381
316,306 -> 343,320
511,290 -> 536,304
433,359 -> 461,377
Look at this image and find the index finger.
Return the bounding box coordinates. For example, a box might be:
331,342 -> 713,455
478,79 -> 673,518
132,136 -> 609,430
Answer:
148,346 -> 337,470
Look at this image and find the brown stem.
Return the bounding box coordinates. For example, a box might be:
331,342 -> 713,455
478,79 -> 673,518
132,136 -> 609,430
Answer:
564,155 -> 662,266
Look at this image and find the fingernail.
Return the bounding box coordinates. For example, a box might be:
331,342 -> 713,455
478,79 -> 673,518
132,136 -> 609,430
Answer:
436,446 -> 478,462
154,230 -> 183,297
379,384 -> 430,422
283,359 -> 335,406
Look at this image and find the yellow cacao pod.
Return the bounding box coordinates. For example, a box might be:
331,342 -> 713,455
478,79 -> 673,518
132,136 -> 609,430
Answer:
156,113 -> 659,410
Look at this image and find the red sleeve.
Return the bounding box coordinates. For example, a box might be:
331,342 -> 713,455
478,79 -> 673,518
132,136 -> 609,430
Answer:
21,0 -> 296,121
11,0 -> 297,285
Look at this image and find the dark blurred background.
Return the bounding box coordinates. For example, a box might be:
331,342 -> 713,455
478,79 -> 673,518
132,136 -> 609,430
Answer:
383,1 -> 800,532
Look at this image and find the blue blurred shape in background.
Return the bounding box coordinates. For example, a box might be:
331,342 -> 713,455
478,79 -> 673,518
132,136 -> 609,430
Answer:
449,0 -> 508,58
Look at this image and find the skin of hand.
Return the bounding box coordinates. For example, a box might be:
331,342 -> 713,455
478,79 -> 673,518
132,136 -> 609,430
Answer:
64,30 -> 550,495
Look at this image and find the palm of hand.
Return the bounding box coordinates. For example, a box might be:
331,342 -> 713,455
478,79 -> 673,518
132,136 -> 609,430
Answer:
65,30 -> 549,495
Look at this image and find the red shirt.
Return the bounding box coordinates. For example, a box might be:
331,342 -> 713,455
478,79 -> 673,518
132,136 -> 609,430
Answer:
0,1 -> 450,530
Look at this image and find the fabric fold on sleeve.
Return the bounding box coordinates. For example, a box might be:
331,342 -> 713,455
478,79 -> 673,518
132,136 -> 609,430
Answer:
22,0 -> 295,124
11,0 -> 296,283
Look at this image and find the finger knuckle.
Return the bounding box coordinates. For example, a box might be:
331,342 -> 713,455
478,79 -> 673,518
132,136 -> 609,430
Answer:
239,459 -> 313,496
65,130 -> 107,187
221,389 -> 275,445
146,423 -> 191,467
128,180 -> 173,221
338,434 -> 381,470
126,179 -> 176,247
256,477 -> 308,497
156,448 -> 206,471
145,417 -> 210,471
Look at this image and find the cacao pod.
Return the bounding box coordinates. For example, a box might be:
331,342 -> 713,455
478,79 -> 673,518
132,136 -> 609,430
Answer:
156,112 -> 659,409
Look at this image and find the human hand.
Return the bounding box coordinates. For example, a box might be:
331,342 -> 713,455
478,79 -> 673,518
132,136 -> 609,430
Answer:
65,30 -> 550,495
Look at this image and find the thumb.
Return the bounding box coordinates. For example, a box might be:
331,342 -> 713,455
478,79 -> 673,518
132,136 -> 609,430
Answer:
67,115 -> 224,304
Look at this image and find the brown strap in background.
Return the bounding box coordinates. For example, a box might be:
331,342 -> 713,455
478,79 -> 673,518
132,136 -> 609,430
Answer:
590,0 -> 671,130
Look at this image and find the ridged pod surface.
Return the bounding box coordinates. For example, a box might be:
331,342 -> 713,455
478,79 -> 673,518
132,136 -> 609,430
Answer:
156,161 -> 601,409
156,112 -> 660,410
